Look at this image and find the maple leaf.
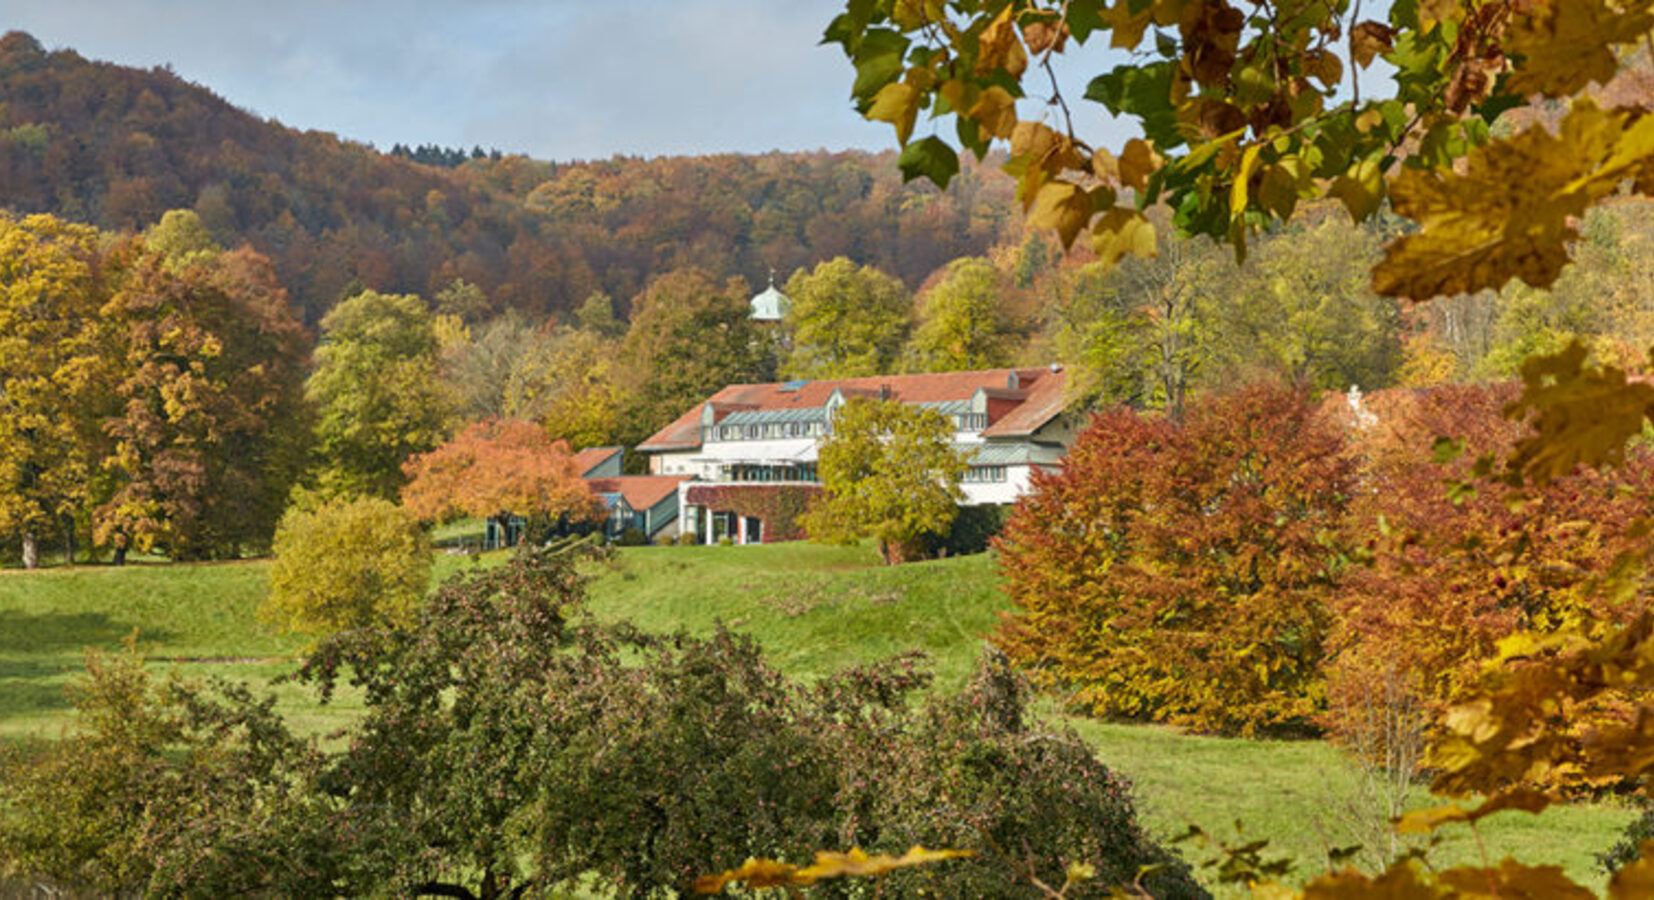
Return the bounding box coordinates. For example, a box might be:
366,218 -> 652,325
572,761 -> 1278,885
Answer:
691,857 -> 801,893
1505,0 -> 1654,98
1373,101 -> 1654,301
1504,341 -> 1654,484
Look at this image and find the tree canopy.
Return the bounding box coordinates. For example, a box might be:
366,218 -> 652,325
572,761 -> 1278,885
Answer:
782,257 -> 911,379
306,289 -> 452,501
400,418 -> 603,526
802,398 -> 967,564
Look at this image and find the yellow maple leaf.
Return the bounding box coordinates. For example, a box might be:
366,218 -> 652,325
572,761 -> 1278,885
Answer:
691,857 -> 802,894
1436,859 -> 1593,899
1092,207 -> 1158,266
795,845 -> 975,881
1027,181 -> 1101,250
866,81 -> 921,145
1505,340 -> 1654,484
1373,101 -> 1654,301
977,7 -> 1028,78
967,85 -> 1018,139
1505,0 -> 1654,98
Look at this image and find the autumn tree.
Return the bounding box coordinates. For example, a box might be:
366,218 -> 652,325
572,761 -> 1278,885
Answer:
617,267 -> 764,444
802,398 -> 966,564
905,257 -> 1015,372
1326,384 -> 1654,789
263,494 -> 431,635
781,257 -> 911,378
1201,215 -> 1403,392
502,326 -> 625,449
95,230 -> 310,561
0,213 -> 109,569
401,418 -> 604,539
440,309 -> 543,421
306,289 -> 451,500
997,382 -> 1352,735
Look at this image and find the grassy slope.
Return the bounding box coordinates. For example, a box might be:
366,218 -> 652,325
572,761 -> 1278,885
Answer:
0,552 -> 483,740
583,543 -> 1635,891
0,543 -> 1636,890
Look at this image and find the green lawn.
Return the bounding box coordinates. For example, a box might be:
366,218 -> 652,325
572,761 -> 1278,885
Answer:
0,542 -> 1637,891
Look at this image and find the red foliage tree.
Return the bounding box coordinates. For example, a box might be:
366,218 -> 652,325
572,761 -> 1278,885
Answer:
1327,384 -> 1654,788
996,382 -> 1354,735
400,419 -> 604,528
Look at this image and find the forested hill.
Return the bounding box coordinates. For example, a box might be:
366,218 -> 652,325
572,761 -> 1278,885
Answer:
0,30 -> 1022,323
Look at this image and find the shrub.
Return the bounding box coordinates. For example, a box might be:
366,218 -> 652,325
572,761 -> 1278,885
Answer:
0,644 -> 332,897
996,381 -> 1353,735
615,525 -> 649,546
262,495 -> 431,634
0,546 -> 1201,898
920,503 -> 1011,557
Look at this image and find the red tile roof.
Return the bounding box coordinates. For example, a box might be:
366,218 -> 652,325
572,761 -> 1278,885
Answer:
637,367 -> 1069,451
572,446 -> 623,476
587,475 -> 691,511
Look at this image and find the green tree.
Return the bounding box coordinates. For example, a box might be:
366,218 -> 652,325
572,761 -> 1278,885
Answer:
906,257 -> 1015,372
143,208 -> 221,265
262,494 -> 431,635
617,267 -> 763,444
574,290 -> 623,337
433,277 -> 490,323
1103,230 -> 1225,417
0,213 -> 109,569
802,398 -> 967,564
306,289 -> 452,500
1201,216 -> 1403,392
0,643 -> 329,896
782,257 -> 910,378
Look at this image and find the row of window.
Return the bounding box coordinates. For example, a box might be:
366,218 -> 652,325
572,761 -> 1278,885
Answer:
704,421 -> 829,442
705,413 -> 992,443
961,466 -> 1008,483
718,464 -> 820,483
707,464 -> 1007,484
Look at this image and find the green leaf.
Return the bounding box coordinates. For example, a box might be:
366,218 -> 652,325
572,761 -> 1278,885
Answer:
851,29 -> 910,102
898,136 -> 960,187
1084,61 -> 1182,149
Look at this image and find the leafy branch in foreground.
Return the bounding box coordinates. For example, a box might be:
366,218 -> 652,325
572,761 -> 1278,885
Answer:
827,0 -> 1654,303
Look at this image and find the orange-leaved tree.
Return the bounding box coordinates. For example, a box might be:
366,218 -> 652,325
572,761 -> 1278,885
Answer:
400,419 -> 604,539
996,381 -> 1352,736
1327,384 -> 1654,793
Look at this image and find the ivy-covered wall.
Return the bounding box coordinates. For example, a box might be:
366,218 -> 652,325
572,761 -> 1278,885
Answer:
684,484 -> 820,542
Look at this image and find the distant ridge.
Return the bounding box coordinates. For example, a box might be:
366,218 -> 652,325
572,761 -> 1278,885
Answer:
0,31 -> 1020,322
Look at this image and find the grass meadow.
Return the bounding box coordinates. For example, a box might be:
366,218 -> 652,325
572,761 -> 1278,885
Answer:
0,541 -> 1637,892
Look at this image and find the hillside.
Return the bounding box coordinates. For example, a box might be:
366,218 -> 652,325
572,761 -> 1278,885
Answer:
0,31 -> 1022,324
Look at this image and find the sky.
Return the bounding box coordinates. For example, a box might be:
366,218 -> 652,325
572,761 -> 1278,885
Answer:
3,1 -> 937,161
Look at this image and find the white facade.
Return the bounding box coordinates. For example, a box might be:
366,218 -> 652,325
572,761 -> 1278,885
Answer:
639,367 -> 1076,545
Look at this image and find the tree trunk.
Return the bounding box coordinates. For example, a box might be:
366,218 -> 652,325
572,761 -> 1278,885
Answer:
62,514 -> 76,566
20,532 -> 38,570
113,545 -> 127,567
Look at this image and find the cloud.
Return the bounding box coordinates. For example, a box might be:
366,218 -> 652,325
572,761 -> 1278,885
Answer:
6,0 -> 886,158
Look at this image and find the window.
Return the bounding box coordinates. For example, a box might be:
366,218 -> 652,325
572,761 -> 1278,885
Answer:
963,466 -> 1007,483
